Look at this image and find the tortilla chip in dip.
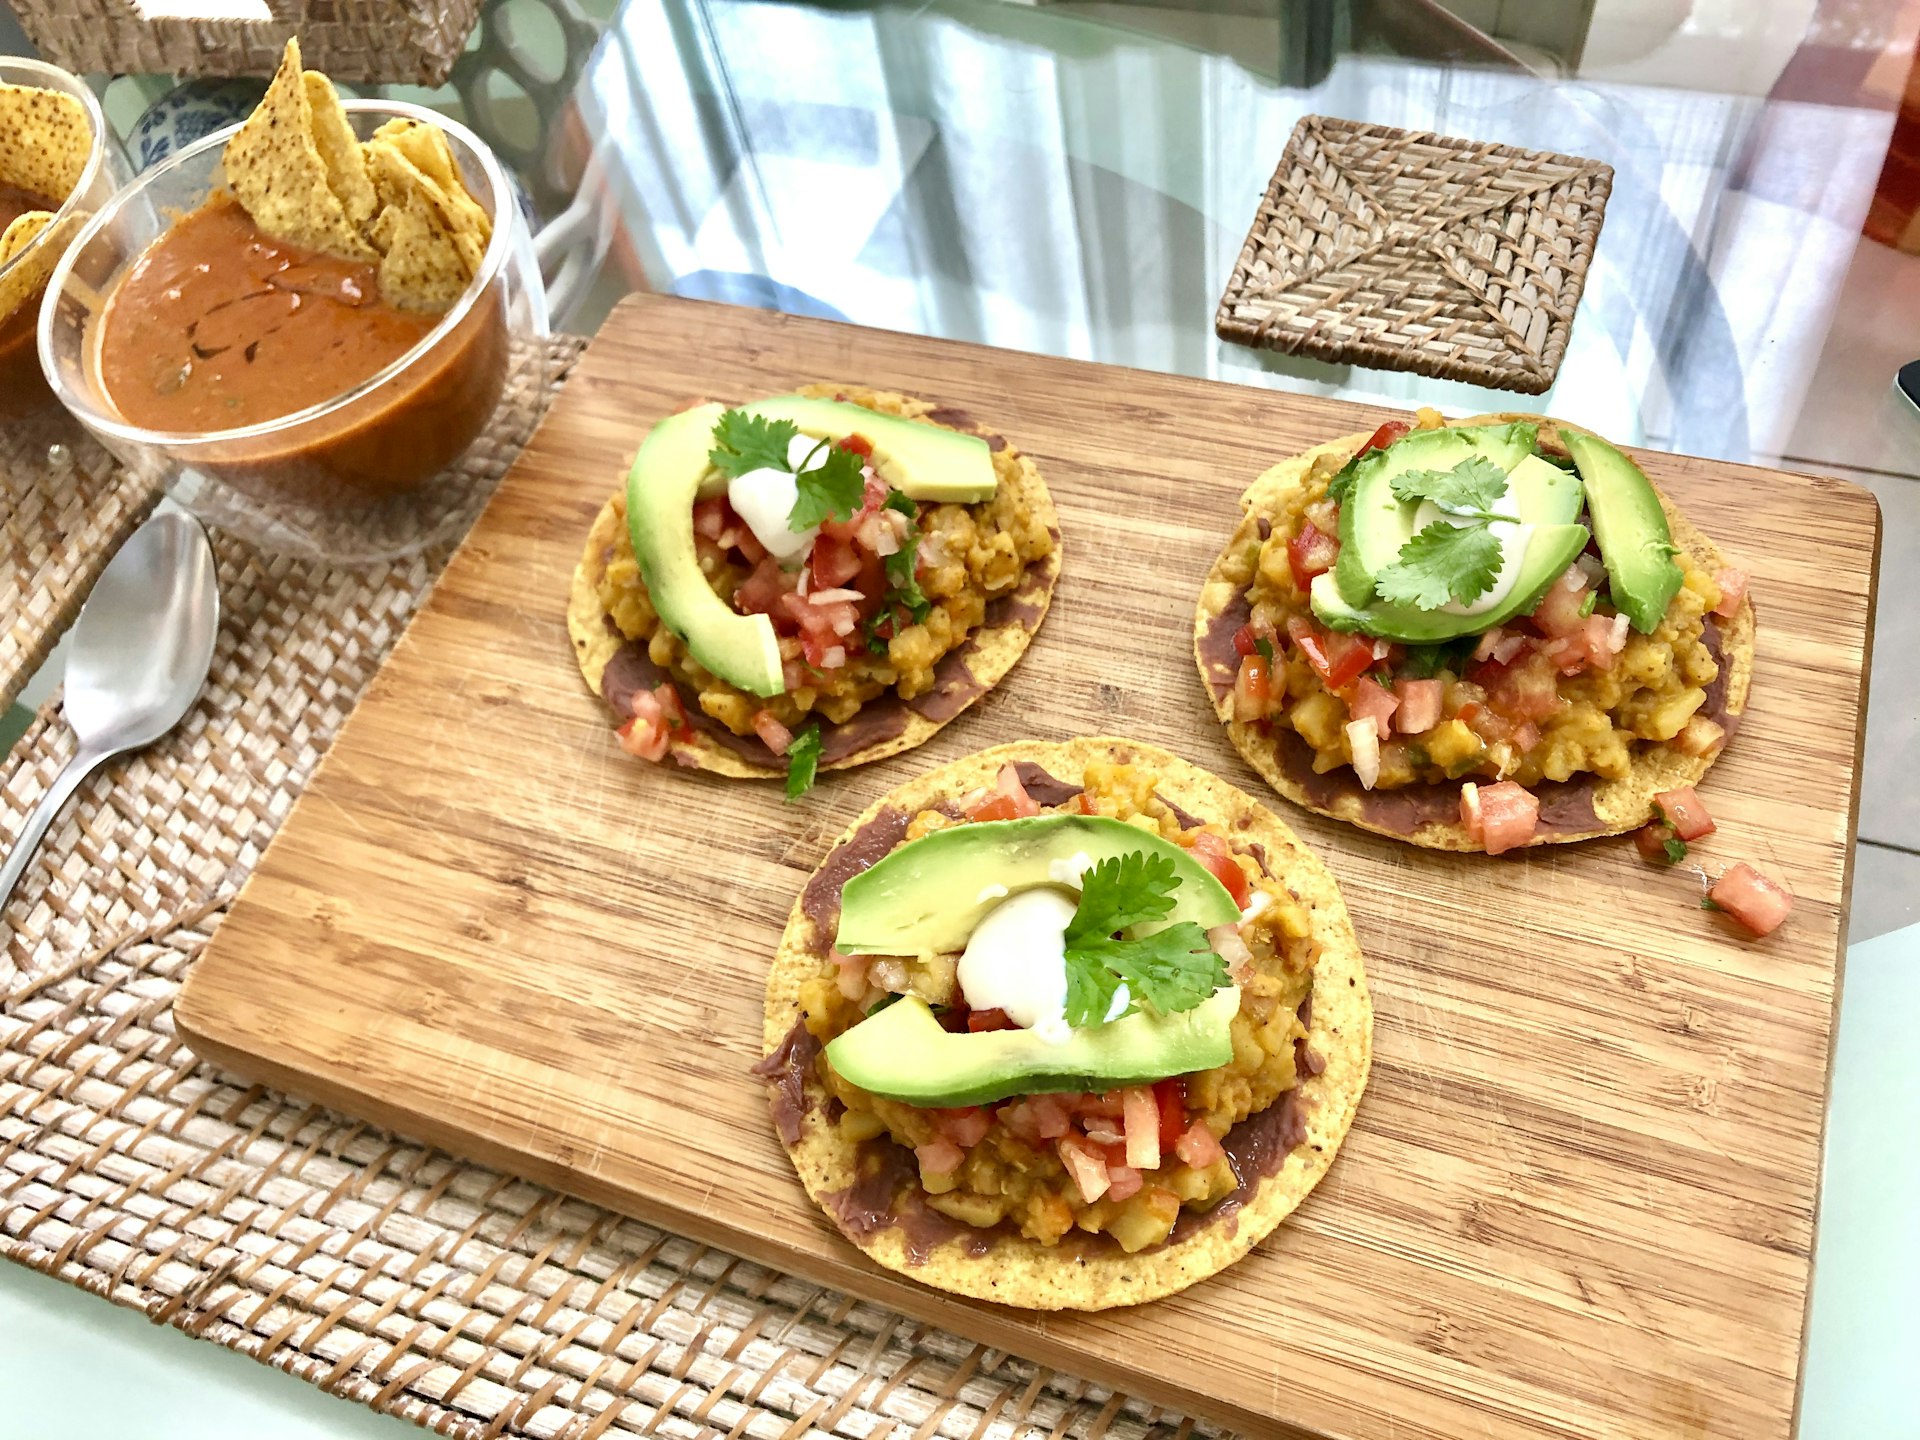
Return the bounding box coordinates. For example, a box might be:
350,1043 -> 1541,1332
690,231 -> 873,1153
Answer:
223,40 -> 377,262
1194,411 -> 1755,852
0,210 -> 57,328
364,139 -> 488,312
757,738 -> 1371,1309
569,387 -> 1061,790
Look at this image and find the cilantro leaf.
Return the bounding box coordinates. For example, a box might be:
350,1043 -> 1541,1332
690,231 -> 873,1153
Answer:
1324,456 -> 1363,505
1060,853 -> 1228,1026
784,724 -> 823,801
883,489 -> 918,518
1579,591 -> 1599,618
708,410 -> 799,478
1662,836 -> 1688,865
1374,521 -> 1505,609
1254,636 -> 1275,665
1399,636 -> 1475,679
1389,456 -> 1509,515
787,445 -> 867,530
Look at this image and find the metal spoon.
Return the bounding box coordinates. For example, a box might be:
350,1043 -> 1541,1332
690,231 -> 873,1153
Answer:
0,512 -> 220,916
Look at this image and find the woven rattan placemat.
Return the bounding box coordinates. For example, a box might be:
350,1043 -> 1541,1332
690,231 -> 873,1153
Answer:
1215,115 -> 1612,394
1,410 -> 161,716
0,332 -> 1208,1440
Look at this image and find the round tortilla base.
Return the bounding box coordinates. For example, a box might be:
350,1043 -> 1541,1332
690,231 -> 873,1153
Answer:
763,738 -> 1373,1311
568,388 -> 1061,778
1192,413 -> 1756,851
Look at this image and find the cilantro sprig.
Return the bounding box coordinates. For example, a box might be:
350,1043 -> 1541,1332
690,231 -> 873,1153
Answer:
708,410 -> 867,531
1060,852 -> 1228,1028
1373,458 -> 1518,610
784,724 -> 823,801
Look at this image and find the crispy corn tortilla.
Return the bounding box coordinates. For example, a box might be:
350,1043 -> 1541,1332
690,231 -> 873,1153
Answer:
222,42 -> 489,312
223,41 -> 377,262
1193,412 -> 1756,850
760,738 -> 1371,1310
0,80 -> 92,327
568,387 -> 1063,778
0,81 -> 90,204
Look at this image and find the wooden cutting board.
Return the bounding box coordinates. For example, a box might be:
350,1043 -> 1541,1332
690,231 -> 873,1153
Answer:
178,294 -> 1879,1440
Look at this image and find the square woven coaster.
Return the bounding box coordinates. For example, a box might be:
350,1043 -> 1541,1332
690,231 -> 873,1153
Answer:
1216,115 -> 1613,394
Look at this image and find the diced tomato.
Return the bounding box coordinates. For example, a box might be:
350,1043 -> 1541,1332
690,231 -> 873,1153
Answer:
1709,863 -> 1794,937
1531,569 -> 1590,638
933,1107 -> 993,1149
1031,1095 -> 1073,1139
1472,780 -> 1540,855
1712,567 -> 1748,618
1173,1118 -> 1224,1169
1485,650 -> 1568,725
1232,623 -> 1259,657
750,709 -> 793,756
1361,419 -> 1410,454
1653,787 -> 1715,841
1233,654 -> 1270,722
1460,782 -> 1484,840
1509,721 -> 1540,756
1121,1086 -> 1161,1170
1347,676 -> 1399,731
915,1139 -> 965,1176
653,684 -> 688,731
1394,677 -> 1444,734
732,525 -> 768,565
616,690 -> 671,762
838,433 -> 874,458
1104,1165 -> 1144,1203
692,495 -> 729,541
1287,616 -> 1373,690
1057,1135 -> 1111,1203
1153,1077 -> 1188,1151
1188,831 -> 1250,908
967,1008 -> 1015,1032
1674,716 -> 1727,758
734,556 -> 793,616
1288,519 -> 1340,591
809,533 -> 862,588
969,764 -> 1039,822
1636,820 -> 1682,865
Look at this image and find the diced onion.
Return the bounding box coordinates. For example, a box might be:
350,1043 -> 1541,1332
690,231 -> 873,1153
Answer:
1493,633 -> 1528,664
820,645 -> 847,668
807,587 -> 863,605
1606,613 -> 1630,653
1208,922 -> 1254,982
1575,553 -> 1609,588
1346,716 -> 1381,790
1473,627 -> 1505,661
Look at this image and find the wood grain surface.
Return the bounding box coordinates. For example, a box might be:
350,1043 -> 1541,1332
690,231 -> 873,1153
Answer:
178,294 -> 1880,1440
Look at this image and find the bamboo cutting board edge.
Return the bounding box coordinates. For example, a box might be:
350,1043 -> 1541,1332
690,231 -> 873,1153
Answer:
176,293 -> 1879,1440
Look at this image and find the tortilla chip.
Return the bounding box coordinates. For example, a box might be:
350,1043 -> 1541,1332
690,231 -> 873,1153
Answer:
301,71 -> 376,229
367,117 -> 491,246
1192,412 -> 1757,850
222,40 -> 375,262
567,387 -> 1063,778
0,211 -> 61,326
0,81 -> 91,203
364,140 -> 485,312
761,738 -> 1372,1310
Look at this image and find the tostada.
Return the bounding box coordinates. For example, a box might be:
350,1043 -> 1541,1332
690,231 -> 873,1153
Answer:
757,739 -> 1370,1309
570,388 -> 1059,796
1195,412 -> 1755,853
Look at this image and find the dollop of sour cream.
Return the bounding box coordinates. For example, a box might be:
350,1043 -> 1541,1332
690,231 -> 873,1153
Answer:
957,878 -> 1129,1045
1413,499 -> 1536,618
727,434 -> 834,563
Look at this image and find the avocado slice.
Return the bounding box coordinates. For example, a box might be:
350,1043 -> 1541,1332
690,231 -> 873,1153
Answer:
625,404 -> 785,696
1563,432 -> 1683,634
1504,453 -> 1583,525
739,395 -> 997,504
825,987 -> 1240,1107
1310,522 -> 1592,643
837,814 -> 1239,958
1333,422 -> 1540,607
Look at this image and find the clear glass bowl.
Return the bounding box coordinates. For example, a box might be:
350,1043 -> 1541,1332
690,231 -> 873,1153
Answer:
39,100 -> 550,563
0,58 -> 130,425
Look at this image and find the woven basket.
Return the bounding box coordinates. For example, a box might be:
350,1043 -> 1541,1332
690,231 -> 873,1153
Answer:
1216,115 -> 1612,394
0,332 -> 1212,1439
9,0 -> 481,87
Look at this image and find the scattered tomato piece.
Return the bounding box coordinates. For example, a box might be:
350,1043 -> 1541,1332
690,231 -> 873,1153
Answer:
1122,1086 -> 1161,1171
1153,1077 -> 1188,1151
1712,567 -> 1748,618
1287,518 -> 1340,591
617,691 -> 671,762
1708,863 -> 1793,937
1188,831 -> 1251,908
1653,786 -> 1715,841
1233,653 -> 1270,722
1635,821 -> 1685,866
915,1138 -> 965,1176
1474,781 -> 1541,855
1674,716 -> 1728,758
1173,1117 -> 1224,1169
750,709 -> 794,756
1394,677 -> 1444,733
1361,419 -> 1410,453
1057,1135 -> 1111,1203
966,1008 -> 1015,1033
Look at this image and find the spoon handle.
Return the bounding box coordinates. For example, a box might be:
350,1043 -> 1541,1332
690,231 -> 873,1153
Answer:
0,747 -> 108,922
